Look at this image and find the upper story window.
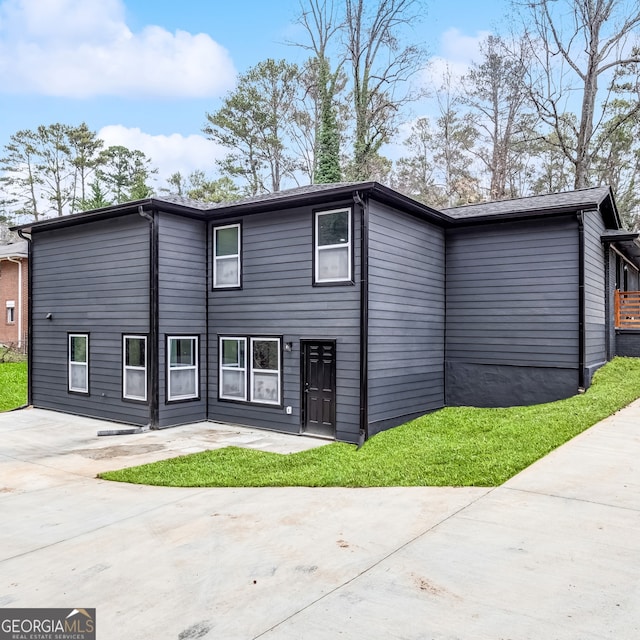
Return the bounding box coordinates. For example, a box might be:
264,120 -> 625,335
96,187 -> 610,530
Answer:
68,333 -> 89,394
213,223 -> 241,288
314,208 -> 352,284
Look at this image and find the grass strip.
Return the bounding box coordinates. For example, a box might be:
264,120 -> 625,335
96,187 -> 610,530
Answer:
100,357 -> 640,487
0,362 -> 27,412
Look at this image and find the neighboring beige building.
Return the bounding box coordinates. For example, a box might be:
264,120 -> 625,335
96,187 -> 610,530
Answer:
0,240 -> 28,350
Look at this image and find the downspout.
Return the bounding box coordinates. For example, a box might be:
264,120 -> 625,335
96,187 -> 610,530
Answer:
139,206 -> 159,429
7,255 -> 23,349
603,240 -> 611,361
354,191 -> 368,446
577,211 -> 585,390
16,229 -> 32,406
205,220 -> 210,421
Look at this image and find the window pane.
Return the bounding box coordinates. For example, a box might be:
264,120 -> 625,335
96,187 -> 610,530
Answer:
170,338 -> 194,366
253,371 -> 279,403
222,369 -> 245,399
215,257 -> 239,287
126,338 -> 145,367
318,211 -> 349,246
170,369 -> 196,396
222,339 -> 245,367
253,340 -> 278,370
71,336 -> 87,363
125,370 -> 146,399
70,363 -> 87,391
216,226 -> 239,256
318,246 -> 349,280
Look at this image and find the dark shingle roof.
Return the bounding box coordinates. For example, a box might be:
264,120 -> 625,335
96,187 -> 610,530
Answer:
444,186 -> 616,221
11,181 -> 620,234
154,183 -> 364,212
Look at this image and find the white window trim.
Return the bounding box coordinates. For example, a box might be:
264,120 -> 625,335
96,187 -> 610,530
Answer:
219,336 -> 247,401
167,336 -> 199,402
123,335 -> 147,402
68,333 -> 89,394
6,302 -> 15,324
218,336 -> 282,406
315,208 -> 352,284
250,337 -> 281,405
213,223 -> 241,288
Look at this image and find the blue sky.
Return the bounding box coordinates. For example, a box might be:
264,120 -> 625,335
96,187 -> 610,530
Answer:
0,0 -> 510,185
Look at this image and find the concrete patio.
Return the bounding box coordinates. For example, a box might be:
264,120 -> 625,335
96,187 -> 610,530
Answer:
1,403 -> 639,639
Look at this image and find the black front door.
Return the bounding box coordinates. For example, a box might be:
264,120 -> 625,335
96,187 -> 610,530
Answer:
301,340 -> 336,438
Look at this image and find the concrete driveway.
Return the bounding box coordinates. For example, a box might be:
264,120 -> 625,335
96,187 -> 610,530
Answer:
1,405 -> 639,639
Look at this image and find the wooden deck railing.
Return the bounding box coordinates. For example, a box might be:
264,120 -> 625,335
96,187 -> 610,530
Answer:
615,290 -> 640,329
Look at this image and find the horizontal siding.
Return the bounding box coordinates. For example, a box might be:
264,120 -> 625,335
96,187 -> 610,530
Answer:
446,217 -> 579,370
208,201 -> 362,443
367,200 -> 445,429
31,215 -> 151,425
157,213 -> 207,427
583,210 -> 607,368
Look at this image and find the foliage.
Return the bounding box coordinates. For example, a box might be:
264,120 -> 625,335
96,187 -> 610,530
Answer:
100,358 -> 640,488
0,124 -> 156,219
0,362 -> 27,411
95,145 -> 156,205
204,59 -> 304,194
0,129 -> 43,220
294,1 -> 346,183
160,171 -> 242,203
314,57 -> 343,183
77,179 -> 111,211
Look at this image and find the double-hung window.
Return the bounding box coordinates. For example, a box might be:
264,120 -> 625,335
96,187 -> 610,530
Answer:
213,223 -> 241,288
123,335 -> 147,402
220,337 -> 247,400
167,336 -> 199,401
68,333 -> 89,394
219,336 -> 281,405
314,208 -> 352,284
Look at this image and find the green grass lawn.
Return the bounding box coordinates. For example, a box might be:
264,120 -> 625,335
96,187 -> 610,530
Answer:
100,357 -> 640,488
0,362 -> 28,411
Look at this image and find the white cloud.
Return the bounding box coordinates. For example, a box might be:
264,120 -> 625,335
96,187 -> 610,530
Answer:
0,0 -> 236,98
97,125 -> 226,186
422,28 -> 492,87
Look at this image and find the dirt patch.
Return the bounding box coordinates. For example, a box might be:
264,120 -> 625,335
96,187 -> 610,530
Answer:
412,573 -> 461,600
74,443 -> 166,460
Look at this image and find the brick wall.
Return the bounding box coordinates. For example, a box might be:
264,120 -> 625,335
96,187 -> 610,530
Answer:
0,256 -> 28,349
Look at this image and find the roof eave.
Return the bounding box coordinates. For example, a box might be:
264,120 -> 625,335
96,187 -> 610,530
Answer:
10,197 -> 213,234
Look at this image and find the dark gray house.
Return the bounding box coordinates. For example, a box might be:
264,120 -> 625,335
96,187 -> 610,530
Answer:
13,182 -> 640,443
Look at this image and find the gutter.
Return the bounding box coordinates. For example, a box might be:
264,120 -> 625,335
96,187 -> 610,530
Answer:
6,255 -> 23,349
16,229 -> 32,406
354,191 -> 368,446
138,206 -> 159,429
577,211 -> 586,389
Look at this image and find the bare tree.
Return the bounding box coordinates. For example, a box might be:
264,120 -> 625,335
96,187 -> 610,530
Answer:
294,1 -> 345,182
462,35 -> 532,199
344,0 -> 427,180
519,0 -> 640,189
